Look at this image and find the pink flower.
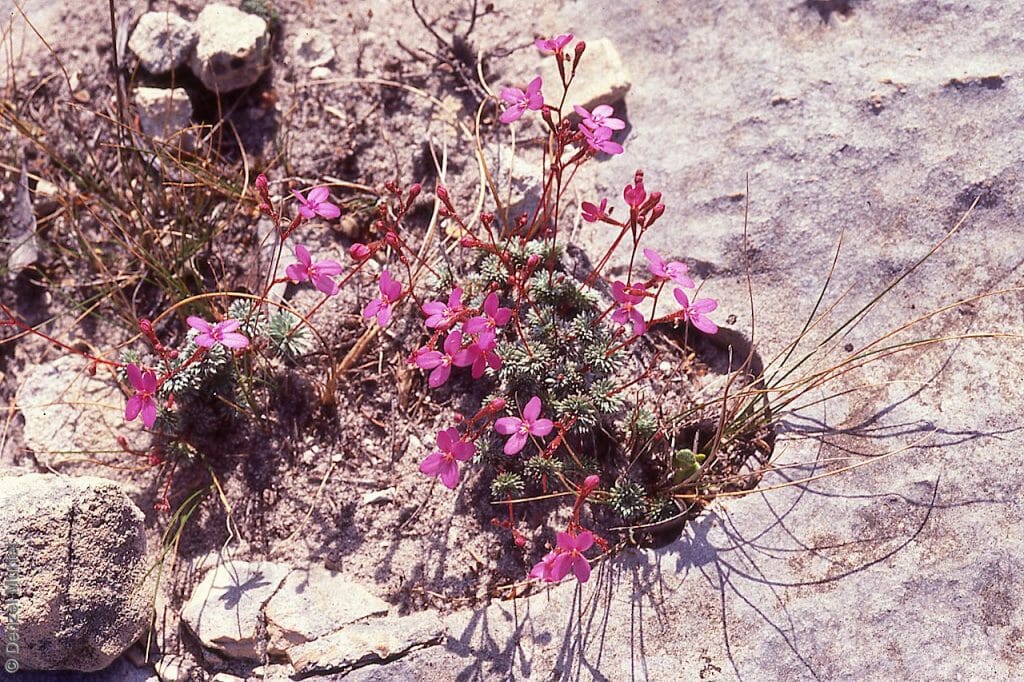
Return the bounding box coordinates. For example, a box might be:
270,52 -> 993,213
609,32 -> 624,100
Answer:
643,248 -> 695,288
414,330 -> 463,388
187,316 -> 250,349
463,292 -> 512,334
573,104 -> 625,131
419,427 -> 476,489
421,287 -> 464,330
581,198 -> 609,223
286,244 -> 343,295
673,288 -> 719,334
499,76 -> 544,124
292,186 -> 340,220
453,330 -> 502,379
125,363 -> 158,429
494,395 -> 554,456
529,550 -> 560,581
623,178 -> 646,207
611,280 -> 647,337
580,124 -> 624,155
551,531 -> 594,583
363,271 -> 402,326
535,33 -> 574,53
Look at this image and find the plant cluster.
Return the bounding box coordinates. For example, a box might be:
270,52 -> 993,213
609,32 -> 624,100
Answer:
3,32 -> 740,587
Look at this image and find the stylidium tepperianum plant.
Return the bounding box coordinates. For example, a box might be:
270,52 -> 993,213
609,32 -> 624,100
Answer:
339,32 -> 732,587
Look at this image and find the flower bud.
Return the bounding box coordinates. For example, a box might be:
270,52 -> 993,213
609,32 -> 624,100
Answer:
582,474 -> 600,493
139,318 -> 154,336
384,231 -> 400,247
349,243 -> 371,260
407,183 -> 421,201
574,41 -> 586,60
489,397 -> 507,412
526,254 -> 541,269
435,184 -> 449,202
255,174 -> 269,195
460,236 -> 479,248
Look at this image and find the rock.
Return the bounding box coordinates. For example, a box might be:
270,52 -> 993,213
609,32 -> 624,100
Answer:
154,654 -> 189,682
542,37 -> 631,111
264,568 -> 390,655
287,612 -> 445,677
210,673 -> 246,682
309,65 -> 332,80
134,87 -> 194,148
17,355 -> 147,471
290,28 -> 335,69
128,11 -> 198,74
189,4 -> 271,93
0,474 -> 150,671
7,162 -> 39,273
483,144 -> 546,230
180,560 -> 290,660
360,487 -> 395,505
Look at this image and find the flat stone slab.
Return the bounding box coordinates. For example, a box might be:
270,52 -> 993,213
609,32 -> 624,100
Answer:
287,611 -> 445,677
265,566 -> 391,655
180,560 -> 290,660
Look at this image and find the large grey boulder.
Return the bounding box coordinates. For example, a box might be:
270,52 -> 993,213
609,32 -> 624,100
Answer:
128,11 -> 197,75
0,474 -> 151,672
189,4 -> 271,93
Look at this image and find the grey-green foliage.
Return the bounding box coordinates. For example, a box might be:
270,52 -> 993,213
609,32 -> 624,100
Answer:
524,454 -> 564,483
496,275 -> 624,430
608,479 -> 649,523
266,310 -> 311,359
491,472 -> 526,500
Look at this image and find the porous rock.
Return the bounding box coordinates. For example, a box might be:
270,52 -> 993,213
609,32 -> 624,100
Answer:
264,567 -> 390,655
134,87 -> 194,147
287,611 -> 445,677
180,560 -> 290,660
542,37 -> 631,111
18,355 -> 147,471
0,474 -> 150,671
290,28 -> 335,70
128,11 -> 198,75
189,4 -> 270,93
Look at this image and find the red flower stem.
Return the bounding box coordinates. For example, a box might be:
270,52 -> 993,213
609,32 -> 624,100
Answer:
0,303 -> 120,367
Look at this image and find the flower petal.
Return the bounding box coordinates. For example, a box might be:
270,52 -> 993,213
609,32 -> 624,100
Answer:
286,263 -> 308,282
317,203 -> 341,219
494,417 -> 521,435
127,363 -> 143,391
572,555 -> 591,583
503,431 -> 527,456
530,418 -> 554,437
142,371 -> 157,393
363,299 -> 381,319
141,399 -> 158,429
428,364 -> 451,388
125,394 -> 142,421
419,451 -> 445,476
523,396 -> 542,421
439,460 -> 460,489
693,316 -> 719,335
220,332 -> 250,349
187,316 -> 211,333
